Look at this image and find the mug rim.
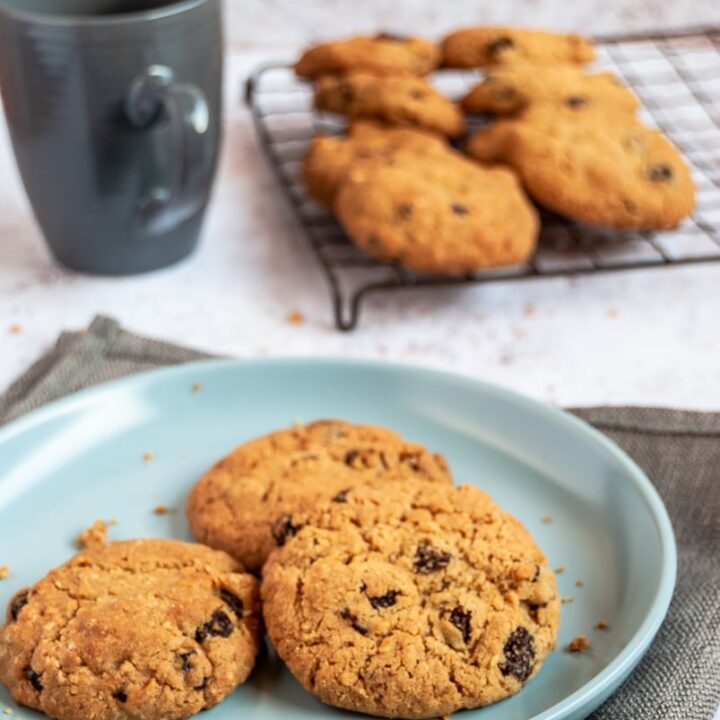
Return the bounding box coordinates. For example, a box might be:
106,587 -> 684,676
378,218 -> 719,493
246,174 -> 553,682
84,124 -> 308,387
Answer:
0,0 -> 212,25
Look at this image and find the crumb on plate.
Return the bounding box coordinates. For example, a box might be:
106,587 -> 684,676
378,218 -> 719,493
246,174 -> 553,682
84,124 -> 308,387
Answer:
595,620 -> 610,631
192,383 -> 202,393
541,515 -> 553,524
143,452 -> 155,463
77,520 -> 109,549
554,565 -> 565,574
8,324 -> 22,335
523,302 -> 536,317
575,579 -> 585,588
567,635 -> 591,653
561,595 -> 574,604
153,505 -> 174,515
0,565 -> 9,580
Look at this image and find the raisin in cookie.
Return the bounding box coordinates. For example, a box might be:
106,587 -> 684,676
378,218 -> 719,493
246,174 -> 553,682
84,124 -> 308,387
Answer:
187,420 -> 452,573
467,105 -> 695,229
295,33 -> 440,78
335,148 -> 538,274
442,27 -> 595,68
462,65 -> 639,116
303,120 -> 449,206
262,481 -> 560,719
0,540 -> 262,720
315,73 -> 465,138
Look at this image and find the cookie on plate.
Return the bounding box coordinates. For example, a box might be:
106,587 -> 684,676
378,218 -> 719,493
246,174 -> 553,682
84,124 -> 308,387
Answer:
262,481 -> 560,719
186,420 -> 452,573
442,27 -> 595,68
303,120 -> 449,206
295,33 -> 440,78
462,65 -> 639,116
467,105 -> 696,229
314,73 -> 465,138
0,540 -> 262,720
335,147 -> 539,274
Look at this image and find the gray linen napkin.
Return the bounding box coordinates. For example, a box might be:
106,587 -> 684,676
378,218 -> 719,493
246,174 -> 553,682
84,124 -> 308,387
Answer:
1,316 -> 718,720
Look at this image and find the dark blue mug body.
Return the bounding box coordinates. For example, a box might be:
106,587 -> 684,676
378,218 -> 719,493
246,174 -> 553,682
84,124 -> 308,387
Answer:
0,0 -> 223,274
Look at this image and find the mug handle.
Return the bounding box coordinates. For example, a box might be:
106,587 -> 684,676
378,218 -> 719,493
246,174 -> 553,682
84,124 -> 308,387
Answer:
125,65 -> 214,234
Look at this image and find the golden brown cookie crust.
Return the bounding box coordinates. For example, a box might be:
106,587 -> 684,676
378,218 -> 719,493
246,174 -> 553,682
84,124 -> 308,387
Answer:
187,420 -> 452,572
315,73 -> 465,137
262,481 -> 560,719
302,121 -> 449,207
442,27 -> 595,68
335,147 -> 539,274
295,34 -> 440,78
467,106 -> 696,229
462,65 -> 639,116
0,540 -> 262,720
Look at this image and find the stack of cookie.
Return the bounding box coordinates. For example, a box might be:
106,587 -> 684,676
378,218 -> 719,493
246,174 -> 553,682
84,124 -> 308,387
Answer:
297,32 -> 540,275
452,29 -> 697,230
296,28 -> 696,275
0,419 -> 560,719
187,420 -> 561,718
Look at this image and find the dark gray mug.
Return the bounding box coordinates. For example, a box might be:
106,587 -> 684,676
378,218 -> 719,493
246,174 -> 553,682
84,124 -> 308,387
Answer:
0,0 -> 223,274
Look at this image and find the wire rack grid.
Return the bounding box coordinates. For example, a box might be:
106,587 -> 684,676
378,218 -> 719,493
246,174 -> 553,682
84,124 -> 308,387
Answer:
245,27 -> 720,331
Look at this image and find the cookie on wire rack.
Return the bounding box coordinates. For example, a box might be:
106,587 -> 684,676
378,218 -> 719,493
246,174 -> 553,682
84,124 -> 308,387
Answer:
302,120 -> 449,207
314,72 -> 465,138
467,105 -> 696,230
442,26 -> 595,68
462,64 -> 640,117
295,33 -> 440,78
334,145 -> 539,274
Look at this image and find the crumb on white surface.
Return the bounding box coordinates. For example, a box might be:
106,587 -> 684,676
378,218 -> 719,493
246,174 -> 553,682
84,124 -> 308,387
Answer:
287,310 -> 305,325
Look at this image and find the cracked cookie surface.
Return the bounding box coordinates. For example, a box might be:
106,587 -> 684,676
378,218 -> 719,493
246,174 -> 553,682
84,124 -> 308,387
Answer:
442,27 -> 595,68
335,146 -> 539,274
315,73 -> 465,138
187,420 -> 452,573
262,481 -> 560,719
295,33 -> 440,78
462,65 -> 639,117
467,105 -> 696,229
0,540 -> 262,720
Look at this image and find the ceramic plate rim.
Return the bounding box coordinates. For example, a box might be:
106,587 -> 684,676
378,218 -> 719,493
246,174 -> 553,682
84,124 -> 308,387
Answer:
0,357 -> 677,720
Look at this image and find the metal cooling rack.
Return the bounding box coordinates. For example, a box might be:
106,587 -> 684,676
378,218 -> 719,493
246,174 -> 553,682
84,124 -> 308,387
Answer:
245,27 -> 720,331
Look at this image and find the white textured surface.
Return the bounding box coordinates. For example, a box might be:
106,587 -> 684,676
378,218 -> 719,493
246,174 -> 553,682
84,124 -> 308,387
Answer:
223,0 -> 720,51
1,49 -> 720,411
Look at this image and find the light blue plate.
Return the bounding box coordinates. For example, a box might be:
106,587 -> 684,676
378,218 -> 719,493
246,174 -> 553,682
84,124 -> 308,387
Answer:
0,359 -> 675,720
